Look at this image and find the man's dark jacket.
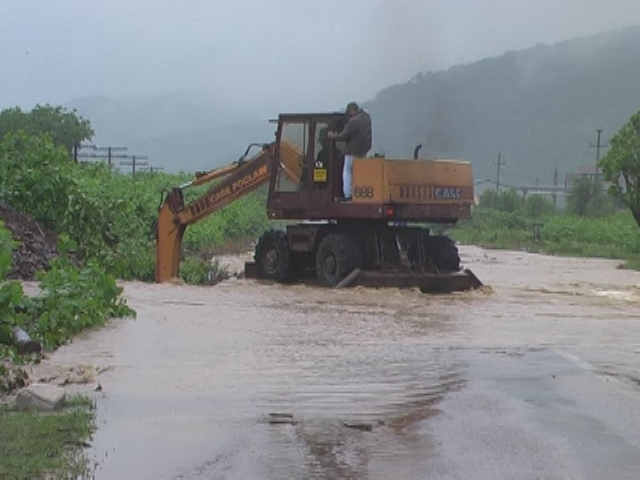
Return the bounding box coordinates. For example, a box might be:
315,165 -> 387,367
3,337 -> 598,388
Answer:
335,109 -> 372,156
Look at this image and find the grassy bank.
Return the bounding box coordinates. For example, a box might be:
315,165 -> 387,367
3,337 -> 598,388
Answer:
0,395 -> 94,478
450,207 -> 640,267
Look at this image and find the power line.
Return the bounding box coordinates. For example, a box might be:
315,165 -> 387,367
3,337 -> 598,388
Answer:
75,144 -> 128,167
93,146 -> 128,168
119,155 -> 149,175
139,165 -> 165,174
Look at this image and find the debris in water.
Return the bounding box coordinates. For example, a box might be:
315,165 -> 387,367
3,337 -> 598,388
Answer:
268,413 -> 297,425
342,421 -> 373,432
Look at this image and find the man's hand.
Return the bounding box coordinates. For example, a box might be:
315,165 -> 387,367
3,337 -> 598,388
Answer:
327,131 -> 336,139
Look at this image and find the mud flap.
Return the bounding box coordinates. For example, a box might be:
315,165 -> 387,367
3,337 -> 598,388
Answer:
245,261 -> 258,278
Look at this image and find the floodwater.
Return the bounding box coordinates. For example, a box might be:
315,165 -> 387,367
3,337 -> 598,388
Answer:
42,246 -> 640,479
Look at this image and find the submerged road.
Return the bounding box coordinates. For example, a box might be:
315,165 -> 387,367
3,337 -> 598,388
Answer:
44,246 -> 640,479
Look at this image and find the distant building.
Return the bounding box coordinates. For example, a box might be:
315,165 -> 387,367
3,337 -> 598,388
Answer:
564,166 -> 606,188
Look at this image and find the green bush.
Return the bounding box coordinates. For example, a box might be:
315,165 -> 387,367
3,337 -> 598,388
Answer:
28,257 -> 136,350
479,188 -> 525,213
0,131 -> 269,283
0,223 -> 25,346
524,194 -> 556,218
180,256 -> 229,285
452,204 -> 640,264
566,177 -> 615,217
0,132 -> 75,228
1,226 -> 135,352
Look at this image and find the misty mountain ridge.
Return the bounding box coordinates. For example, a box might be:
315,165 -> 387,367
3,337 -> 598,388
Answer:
68,90 -> 241,142
67,26 -> 640,184
366,26 -> 640,188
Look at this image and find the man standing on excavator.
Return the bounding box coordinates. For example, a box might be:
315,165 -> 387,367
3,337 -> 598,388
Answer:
328,102 -> 372,201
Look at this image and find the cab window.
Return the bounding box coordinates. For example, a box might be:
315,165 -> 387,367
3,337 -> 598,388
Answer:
275,121 -> 309,192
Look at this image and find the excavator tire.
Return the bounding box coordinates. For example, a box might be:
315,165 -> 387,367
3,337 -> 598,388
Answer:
316,233 -> 362,287
255,229 -> 294,282
425,235 -> 460,272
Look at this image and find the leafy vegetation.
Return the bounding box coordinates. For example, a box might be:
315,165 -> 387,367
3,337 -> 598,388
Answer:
0,130 -> 270,283
600,109 -> 640,227
0,104 -> 93,155
451,188 -> 640,264
1,225 -> 136,353
0,395 -> 94,478
0,224 -> 25,348
31,245 -> 136,350
566,177 -> 615,217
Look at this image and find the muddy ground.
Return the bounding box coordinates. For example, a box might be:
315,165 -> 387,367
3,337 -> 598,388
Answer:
33,246 -> 640,479
0,202 -> 57,280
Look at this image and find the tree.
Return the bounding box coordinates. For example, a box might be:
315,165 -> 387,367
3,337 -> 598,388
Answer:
600,110 -> 640,227
0,104 -> 93,157
566,177 -> 614,217
478,188 -> 522,212
524,194 -> 555,218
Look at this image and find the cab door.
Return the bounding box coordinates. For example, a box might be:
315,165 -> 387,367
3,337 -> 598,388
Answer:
307,119 -> 335,206
268,118 -> 325,215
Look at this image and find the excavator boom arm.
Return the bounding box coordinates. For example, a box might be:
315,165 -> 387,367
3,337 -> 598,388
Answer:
155,144 -> 274,282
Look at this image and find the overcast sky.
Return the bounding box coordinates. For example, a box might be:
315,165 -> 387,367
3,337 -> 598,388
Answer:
1,0 -> 639,115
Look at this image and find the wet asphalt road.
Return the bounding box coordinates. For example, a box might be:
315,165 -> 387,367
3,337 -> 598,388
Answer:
45,246 -> 640,479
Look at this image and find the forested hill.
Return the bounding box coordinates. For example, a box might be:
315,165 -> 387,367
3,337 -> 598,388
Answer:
365,26 -> 640,188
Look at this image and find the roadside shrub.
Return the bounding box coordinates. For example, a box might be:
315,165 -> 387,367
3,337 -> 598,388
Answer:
0,223 -> 25,347
524,194 -> 555,218
479,188 -> 524,213
478,189 -> 500,209
566,177 -> 615,217
26,241 -> 136,350
499,189 -> 523,213
1,230 -> 136,352
180,256 -> 229,285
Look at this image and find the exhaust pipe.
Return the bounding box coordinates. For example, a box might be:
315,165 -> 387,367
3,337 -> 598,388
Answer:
413,144 -> 422,159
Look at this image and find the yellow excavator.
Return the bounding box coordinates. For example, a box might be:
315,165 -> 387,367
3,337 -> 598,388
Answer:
156,112 -> 481,292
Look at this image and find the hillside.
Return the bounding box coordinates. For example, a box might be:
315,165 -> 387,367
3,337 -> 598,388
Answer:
67,27 -> 640,184
66,92 -> 273,172
366,26 -> 640,188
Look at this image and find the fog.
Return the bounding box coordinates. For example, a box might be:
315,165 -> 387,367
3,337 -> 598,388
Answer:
1,0 -> 639,114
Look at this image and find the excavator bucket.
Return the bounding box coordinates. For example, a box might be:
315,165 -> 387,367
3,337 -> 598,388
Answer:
342,268 -> 483,293
245,262 -> 482,293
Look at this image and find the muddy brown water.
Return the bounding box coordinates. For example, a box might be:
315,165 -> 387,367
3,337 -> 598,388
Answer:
41,246 -> 640,479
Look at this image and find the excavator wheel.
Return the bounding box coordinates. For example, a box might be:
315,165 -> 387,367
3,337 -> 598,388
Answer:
255,229 -> 294,282
425,235 -> 460,272
315,233 -> 362,287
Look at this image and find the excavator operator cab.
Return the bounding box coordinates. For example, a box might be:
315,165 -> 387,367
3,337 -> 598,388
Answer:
268,113 -> 347,216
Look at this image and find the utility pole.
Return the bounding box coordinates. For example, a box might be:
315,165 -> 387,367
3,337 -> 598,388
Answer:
73,143 -> 95,163
493,151 -> 505,192
93,146 -> 128,168
119,155 -> 149,175
552,168 -> 558,208
589,128 -> 608,179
